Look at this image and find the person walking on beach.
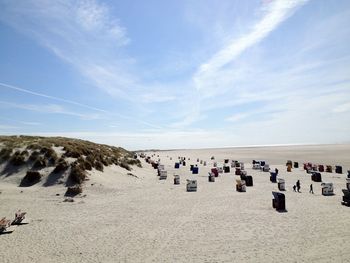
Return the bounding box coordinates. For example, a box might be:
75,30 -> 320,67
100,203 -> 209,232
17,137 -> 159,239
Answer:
293,185 -> 296,192
275,168 -> 279,175
296,180 -> 301,192
309,184 -> 314,194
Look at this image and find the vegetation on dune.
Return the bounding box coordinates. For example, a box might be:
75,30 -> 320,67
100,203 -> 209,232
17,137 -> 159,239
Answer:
65,185 -> 83,196
0,135 -> 142,194
20,170 -> 42,187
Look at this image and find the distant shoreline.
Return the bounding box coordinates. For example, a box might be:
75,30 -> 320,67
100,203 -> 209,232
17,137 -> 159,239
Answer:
137,142 -> 350,152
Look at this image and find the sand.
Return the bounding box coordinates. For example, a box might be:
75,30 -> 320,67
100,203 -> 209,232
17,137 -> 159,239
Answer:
0,144 -> 350,262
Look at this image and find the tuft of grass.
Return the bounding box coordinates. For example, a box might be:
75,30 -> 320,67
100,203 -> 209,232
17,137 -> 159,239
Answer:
0,147 -> 12,163
20,170 -> 42,186
53,159 -> 69,173
94,160 -> 104,172
68,164 -> 86,184
9,151 -> 26,166
120,160 -> 131,171
65,185 -> 82,196
32,156 -> 47,169
29,151 -> 41,162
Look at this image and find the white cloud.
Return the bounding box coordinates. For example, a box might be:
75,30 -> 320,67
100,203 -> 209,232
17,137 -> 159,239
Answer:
194,0 -> 308,92
0,0 -> 133,98
225,113 -> 249,122
333,103 -> 350,113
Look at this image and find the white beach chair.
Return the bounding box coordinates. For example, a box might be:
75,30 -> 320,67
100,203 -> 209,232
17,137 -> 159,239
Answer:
186,179 -> 197,192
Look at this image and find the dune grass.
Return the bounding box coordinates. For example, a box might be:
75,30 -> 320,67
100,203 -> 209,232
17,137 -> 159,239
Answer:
0,135 -> 141,193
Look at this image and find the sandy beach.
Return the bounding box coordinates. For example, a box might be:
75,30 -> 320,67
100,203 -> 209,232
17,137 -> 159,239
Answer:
1,144 -> 350,262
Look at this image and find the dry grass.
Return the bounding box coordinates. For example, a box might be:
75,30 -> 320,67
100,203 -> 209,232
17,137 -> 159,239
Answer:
9,151 -> 26,166
53,159 -> 69,173
0,135 -> 140,192
68,164 -> 86,185
32,156 -> 47,169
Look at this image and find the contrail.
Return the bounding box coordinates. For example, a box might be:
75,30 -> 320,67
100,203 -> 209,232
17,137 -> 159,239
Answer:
0,82 -> 162,129
0,82 -> 108,113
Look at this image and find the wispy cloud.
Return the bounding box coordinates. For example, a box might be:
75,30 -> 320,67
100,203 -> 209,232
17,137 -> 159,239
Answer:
333,102 -> 350,113
0,0 -> 134,98
0,125 -> 19,129
0,82 -> 163,129
194,0 -> 308,92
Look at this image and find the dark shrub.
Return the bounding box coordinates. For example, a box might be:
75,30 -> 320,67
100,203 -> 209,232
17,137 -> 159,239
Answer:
69,164 -> 86,184
0,148 -> 12,163
32,156 -> 47,169
65,186 -> 82,196
84,160 -> 92,171
10,151 -> 25,166
26,144 -> 42,150
94,161 -> 104,172
46,150 -> 58,166
63,148 -> 81,158
29,151 -> 41,162
53,159 -> 69,173
120,161 -> 131,171
126,158 -> 142,168
20,171 -> 42,186
101,158 -> 109,166
21,150 -> 29,156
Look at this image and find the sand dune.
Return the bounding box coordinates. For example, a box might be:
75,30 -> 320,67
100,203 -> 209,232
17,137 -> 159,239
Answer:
1,144 -> 350,262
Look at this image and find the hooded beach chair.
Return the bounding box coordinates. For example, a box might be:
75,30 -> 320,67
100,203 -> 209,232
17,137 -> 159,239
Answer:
186,179 -> 197,192
270,172 -> 277,183
236,179 -> 246,192
321,182 -> 334,196
278,178 -> 286,191
224,166 -> 230,173
326,165 -> 332,173
211,168 -> 219,177
263,164 -> 270,172
245,175 -> 253,187
311,172 -> 322,182
159,170 -> 167,180
335,166 -> 343,174
272,191 -> 286,211
318,165 -> 325,172
341,189 -> 350,206
174,174 -> 180,185
208,172 -> 215,182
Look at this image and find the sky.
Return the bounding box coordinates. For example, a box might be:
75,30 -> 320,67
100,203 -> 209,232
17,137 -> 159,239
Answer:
0,0 -> 350,150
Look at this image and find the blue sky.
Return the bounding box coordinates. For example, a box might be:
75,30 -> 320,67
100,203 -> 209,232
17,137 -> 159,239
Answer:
0,0 -> 350,150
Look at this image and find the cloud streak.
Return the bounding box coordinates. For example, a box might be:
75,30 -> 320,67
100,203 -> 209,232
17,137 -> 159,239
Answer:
194,0 -> 308,91
0,82 -> 107,113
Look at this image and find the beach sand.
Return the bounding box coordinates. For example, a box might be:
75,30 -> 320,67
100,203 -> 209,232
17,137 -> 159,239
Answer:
1,144 -> 350,262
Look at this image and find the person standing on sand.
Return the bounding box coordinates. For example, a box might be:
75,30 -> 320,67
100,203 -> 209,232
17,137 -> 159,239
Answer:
309,184 -> 314,194
293,185 -> 296,192
275,168 -> 279,175
296,180 -> 301,192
